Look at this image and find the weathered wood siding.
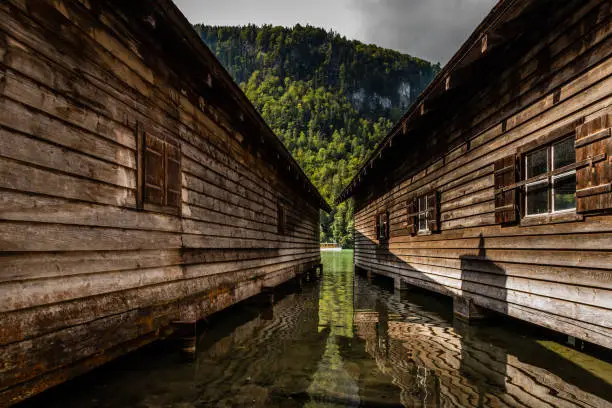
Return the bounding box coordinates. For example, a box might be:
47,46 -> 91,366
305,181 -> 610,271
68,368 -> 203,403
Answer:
354,1 -> 612,348
0,0 -> 322,404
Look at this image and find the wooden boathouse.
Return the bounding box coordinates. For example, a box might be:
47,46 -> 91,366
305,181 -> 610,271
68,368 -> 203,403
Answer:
338,0 -> 612,349
0,0 -> 329,404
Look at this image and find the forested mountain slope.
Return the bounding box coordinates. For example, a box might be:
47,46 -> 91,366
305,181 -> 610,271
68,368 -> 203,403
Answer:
195,24 -> 439,247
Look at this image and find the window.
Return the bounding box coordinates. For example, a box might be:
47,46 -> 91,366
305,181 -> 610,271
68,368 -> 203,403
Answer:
139,131 -> 181,215
417,195 -> 431,232
277,202 -> 286,235
375,211 -> 389,241
524,137 -> 576,216
495,114 -> 612,224
407,192 -> 439,235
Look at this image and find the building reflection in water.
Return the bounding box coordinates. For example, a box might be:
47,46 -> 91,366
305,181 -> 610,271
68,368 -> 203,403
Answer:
353,270 -> 612,408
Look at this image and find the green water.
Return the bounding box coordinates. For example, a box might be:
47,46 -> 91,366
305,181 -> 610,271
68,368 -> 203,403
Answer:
20,251 -> 612,407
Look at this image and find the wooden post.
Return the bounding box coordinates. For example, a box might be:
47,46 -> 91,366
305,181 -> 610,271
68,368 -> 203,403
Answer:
174,321 -> 197,361
294,274 -> 303,292
262,286 -> 275,305
453,296 -> 489,323
261,305 -> 274,321
567,335 -> 586,351
394,276 -> 410,292
306,267 -> 317,281
452,315 -> 472,337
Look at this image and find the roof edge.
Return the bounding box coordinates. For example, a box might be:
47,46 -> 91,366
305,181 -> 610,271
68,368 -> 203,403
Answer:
336,0 -> 519,205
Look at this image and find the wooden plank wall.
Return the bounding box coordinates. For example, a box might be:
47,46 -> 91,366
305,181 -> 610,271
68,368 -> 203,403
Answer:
0,0 -> 321,404
354,0 -> 612,348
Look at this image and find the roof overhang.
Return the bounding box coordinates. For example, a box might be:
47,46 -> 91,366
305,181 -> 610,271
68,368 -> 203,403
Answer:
336,0 -> 566,205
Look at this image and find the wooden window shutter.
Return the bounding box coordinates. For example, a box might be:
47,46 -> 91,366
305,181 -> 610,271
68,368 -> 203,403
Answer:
428,191 -> 441,232
144,133 -> 165,206
375,213 -> 380,239
143,133 -> 181,212
494,154 -> 519,224
136,123 -> 145,209
277,203 -> 286,235
575,114 -> 611,212
405,199 -> 417,236
166,143 -> 181,208
385,210 -> 390,239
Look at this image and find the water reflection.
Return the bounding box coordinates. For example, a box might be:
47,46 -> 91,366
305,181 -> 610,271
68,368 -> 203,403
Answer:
353,268 -> 612,408
19,251 -> 612,408
307,251 -> 359,407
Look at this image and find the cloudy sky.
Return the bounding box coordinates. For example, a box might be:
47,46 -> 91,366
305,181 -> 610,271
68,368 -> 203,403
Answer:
173,0 -> 497,64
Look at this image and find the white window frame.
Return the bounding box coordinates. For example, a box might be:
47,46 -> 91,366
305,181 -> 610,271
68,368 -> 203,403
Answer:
524,137 -> 576,217
417,195 -> 430,233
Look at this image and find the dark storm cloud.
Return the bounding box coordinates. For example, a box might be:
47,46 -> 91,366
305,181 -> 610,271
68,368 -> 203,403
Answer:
352,0 -> 497,64
173,0 -> 496,64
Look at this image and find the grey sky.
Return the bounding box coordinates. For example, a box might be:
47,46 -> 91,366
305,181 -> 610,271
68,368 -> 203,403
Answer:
173,0 -> 497,64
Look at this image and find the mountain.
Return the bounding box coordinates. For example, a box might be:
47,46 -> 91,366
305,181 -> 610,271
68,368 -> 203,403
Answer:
194,24 -> 440,247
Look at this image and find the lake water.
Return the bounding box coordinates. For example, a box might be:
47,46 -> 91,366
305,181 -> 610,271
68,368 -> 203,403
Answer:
20,250 -> 612,407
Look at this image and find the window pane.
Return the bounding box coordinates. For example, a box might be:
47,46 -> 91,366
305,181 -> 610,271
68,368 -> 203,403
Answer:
419,196 -> 426,211
526,182 -> 549,215
526,148 -> 548,178
553,138 -> 575,169
554,173 -> 576,211
419,214 -> 427,231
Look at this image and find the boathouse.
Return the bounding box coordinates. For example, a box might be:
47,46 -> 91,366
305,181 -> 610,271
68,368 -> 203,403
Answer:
338,0 -> 612,348
0,0 -> 329,403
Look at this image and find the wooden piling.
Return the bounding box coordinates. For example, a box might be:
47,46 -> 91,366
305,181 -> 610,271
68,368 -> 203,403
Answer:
174,321 -> 198,361
261,286 -> 275,306
453,297 -> 489,323
394,277 -> 410,292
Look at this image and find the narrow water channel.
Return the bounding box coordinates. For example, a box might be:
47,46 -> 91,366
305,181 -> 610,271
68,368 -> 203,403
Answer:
21,251 -> 612,407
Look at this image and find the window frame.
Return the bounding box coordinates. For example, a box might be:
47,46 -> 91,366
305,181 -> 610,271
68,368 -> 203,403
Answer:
376,211 -> 389,241
417,194 -> 431,233
523,135 -> 576,218
407,191 -> 439,235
